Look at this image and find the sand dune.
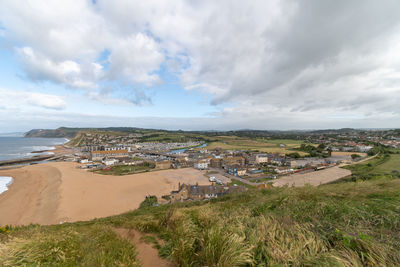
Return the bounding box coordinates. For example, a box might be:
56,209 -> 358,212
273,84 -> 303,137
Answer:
0,162 -> 209,225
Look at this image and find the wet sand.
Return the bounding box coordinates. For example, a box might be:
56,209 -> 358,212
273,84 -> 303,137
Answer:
0,162 -> 209,225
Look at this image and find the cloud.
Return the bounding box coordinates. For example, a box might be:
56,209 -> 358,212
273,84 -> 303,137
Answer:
107,33 -> 164,86
16,47 -> 102,89
27,92 -> 67,110
0,88 -> 66,110
1,0 -> 400,128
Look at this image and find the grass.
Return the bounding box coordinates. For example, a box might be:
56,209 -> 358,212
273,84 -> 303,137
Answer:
203,136 -> 309,155
343,153 -> 399,180
96,164 -> 154,176
1,177 -> 399,266
0,224 -> 138,266
104,177 -> 400,266
373,154 -> 400,174
230,178 -> 256,189
1,151 -> 400,266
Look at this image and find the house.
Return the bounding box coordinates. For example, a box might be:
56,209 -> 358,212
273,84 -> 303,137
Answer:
227,165 -> 246,177
237,168 -> 247,176
270,157 -> 284,165
91,149 -> 129,161
103,158 -> 119,166
169,183 -> 246,203
155,160 -> 171,170
173,158 -> 190,168
255,154 -> 270,164
223,156 -> 246,168
194,160 -> 209,170
357,145 -> 373,152
210,158 -> 223,168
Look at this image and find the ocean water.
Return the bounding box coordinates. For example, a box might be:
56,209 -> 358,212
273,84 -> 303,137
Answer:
0,137 -> 68,161
0,176 -> 13,195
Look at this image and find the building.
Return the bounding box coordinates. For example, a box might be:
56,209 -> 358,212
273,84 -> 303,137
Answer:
227,165 -> 246,177
169,183 -> 246,203
103,158 -> 119,166
173,158 -> 190,168
223,156 -> 246,168
91,149 -> 129,161
194,160 -> 209,170
357,145 -> 373,152
210,158 -> 223,168
255,154 -> 270,164
155,160 -> 171,170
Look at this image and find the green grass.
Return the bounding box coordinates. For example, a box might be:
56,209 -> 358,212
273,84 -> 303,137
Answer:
96,164 -> 154,176
203,136 -> 310,155
230,178 -> 256,189
104,178 -> 400,266
1,177 -> 399,266
374,154 -> 400,174
1,152 -> 400,266
0,224 -> 138,266
343,152 -> 400,180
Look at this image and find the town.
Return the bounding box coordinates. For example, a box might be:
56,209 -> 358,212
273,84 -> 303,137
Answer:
52,128 -> 400,203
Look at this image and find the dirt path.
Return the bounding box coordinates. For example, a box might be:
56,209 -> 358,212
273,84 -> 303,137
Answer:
114,228 -> 174,267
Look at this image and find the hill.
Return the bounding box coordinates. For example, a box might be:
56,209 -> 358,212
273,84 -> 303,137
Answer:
1,152 -> 399,266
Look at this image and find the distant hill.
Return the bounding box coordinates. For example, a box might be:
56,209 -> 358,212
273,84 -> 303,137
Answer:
24,128 -> 81,138
24,127 -> 147,138
23,126 -> 397,139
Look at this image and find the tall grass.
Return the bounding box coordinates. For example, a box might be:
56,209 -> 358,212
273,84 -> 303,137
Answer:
0,224 -> 138,266
1,164 -> 399,266
110,177 -> 400,266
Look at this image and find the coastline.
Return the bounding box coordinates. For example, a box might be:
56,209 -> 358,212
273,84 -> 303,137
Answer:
0,162 -> 210,226
0,176 -> 13,195
0,138 -> 71,167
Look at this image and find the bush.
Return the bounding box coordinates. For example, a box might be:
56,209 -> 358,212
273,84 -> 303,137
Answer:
139,196 -> 158,209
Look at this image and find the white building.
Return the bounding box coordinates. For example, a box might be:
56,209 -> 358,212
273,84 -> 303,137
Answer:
194,161 -> 209,170
357,145 -> 373,152
103,158 -> 119,166
255,154 -> 270,164
79,159 -> 90,164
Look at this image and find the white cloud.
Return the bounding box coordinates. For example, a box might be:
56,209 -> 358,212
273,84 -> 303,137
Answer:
1,0 -> 400,128
107,33 -> 164,86
27,92 -> 67,110
16,47 -> 102,89
0,88 -> 66,110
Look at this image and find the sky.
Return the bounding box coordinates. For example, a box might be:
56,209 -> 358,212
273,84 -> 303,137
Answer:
1,0 -> 400,132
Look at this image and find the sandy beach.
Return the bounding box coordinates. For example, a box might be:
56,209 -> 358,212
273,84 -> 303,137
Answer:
0,163 -> 209,226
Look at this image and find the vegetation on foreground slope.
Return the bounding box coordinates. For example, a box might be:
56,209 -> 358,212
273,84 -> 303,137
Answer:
1,155 -> 400,266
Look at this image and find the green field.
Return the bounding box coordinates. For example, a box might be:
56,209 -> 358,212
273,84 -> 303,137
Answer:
373,154 -> 400,174
96,164 -> 154,176
202,136 -> 309,155
343,151 -> 400,180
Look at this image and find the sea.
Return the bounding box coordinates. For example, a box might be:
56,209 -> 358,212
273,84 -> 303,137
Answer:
0,136 -> 68,195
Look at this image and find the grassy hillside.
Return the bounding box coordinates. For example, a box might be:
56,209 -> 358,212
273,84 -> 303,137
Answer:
1,154 -> 400,266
